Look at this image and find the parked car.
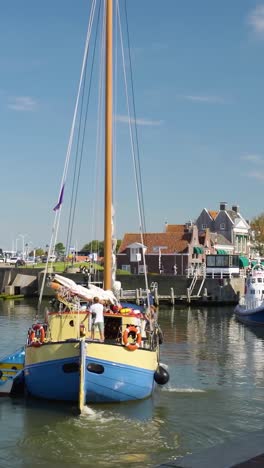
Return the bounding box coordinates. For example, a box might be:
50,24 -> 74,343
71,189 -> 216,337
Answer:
0,256 -> 5,263
8,257 -> 19,264
25,257 -> 36,265
7,257 -> 25,266
42,255 -> 57,263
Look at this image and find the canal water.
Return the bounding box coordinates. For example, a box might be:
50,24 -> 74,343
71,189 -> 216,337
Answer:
1,299 -> 264,467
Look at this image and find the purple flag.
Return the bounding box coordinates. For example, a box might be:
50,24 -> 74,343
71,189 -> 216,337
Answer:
53,184 -> 65,211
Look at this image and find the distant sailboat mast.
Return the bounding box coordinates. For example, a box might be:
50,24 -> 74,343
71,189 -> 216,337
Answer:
104,0 -> 113,290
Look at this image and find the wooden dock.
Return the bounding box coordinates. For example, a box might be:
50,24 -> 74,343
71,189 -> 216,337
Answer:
119,287 -> 210,306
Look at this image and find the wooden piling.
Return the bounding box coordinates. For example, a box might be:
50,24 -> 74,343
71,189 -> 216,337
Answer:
154,287 -> 159,306
170,288 -> 175,305
136,289 -> 140,305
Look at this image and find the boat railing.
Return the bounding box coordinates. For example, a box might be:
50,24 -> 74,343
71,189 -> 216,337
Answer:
205,269 -> 246,279
243,297 -> 262,309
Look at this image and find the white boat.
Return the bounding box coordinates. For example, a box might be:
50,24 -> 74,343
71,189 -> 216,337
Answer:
23,0 -> 169,412
234,264 -> 264,326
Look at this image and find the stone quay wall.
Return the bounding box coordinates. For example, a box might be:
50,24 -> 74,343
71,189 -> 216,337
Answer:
0,267 -> 245,304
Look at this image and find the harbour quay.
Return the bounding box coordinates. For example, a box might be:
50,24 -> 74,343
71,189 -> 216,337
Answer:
0,267 -> 245,305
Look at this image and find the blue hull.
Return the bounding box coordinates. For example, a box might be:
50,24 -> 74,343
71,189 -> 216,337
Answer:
0,346 -> 25,396
234,306 -> 264,326
25,355 -> 155,403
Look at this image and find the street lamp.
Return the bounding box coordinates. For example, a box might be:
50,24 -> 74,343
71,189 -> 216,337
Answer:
25,241 -> 33,260
15,238 -> 19,254
19,234 -> 27,260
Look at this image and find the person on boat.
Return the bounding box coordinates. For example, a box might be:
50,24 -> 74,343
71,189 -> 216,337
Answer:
110,304 -> 120,313
90,296 -> 104,342
145,304 -> 157,322
148,290 -> 154,306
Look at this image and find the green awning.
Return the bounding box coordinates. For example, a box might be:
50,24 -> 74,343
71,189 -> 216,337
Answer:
251,260 -> 257,267
193,246 -> 204,254
217,249 -> 228,255
239,256 -> 249,268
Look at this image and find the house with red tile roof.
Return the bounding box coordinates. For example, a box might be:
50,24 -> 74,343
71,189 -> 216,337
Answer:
117,202 -> 251,276
117,224 -> 206,275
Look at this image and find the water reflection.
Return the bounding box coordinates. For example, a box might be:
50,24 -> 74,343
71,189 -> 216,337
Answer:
1,302 -> 264,467
158,305 -> 264,393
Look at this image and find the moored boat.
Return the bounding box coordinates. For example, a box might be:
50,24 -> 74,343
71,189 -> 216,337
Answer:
234,264 -> 264,326
24,275 -> 168,408
0,347 -> 25,396
23,0 -> 169,412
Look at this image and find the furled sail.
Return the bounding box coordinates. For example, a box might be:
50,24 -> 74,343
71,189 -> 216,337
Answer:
50,274 -> 118,304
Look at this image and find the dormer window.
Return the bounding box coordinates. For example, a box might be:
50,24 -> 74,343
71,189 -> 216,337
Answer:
220,223 -> 225,230
130,247 -> 141,262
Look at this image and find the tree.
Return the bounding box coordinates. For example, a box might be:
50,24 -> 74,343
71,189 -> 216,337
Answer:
250,213 -> 264,256
29,248 -> 44,257
81,239 -> 122,257
81,241 -> 104,257
55,242 -> 65,255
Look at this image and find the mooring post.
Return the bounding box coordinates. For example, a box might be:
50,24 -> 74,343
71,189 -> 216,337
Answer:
187,287 -> 190,303
170,288 -> 175,305
154,287 -> 159,306
136,289 -> 140,305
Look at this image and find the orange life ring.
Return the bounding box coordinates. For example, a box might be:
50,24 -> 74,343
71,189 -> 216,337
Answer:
123,325 -> 142,351
28,323 -> 45,346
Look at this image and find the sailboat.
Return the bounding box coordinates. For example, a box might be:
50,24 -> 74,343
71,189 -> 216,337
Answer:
23,0 -> 169,411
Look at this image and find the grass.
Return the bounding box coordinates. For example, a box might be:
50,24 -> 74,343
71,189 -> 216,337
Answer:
22,262 -> 131,275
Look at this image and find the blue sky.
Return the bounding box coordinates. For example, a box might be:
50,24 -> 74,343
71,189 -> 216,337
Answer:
1,1 -> 264,251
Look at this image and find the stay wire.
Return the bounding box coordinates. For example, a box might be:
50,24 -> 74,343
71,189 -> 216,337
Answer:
124,0 -> 147,235
66,0 -> 102,257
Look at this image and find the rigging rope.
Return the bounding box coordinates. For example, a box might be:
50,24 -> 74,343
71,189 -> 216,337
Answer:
65,0 -> 102,260
117,0 -> 150,303
38,0 -> 98,310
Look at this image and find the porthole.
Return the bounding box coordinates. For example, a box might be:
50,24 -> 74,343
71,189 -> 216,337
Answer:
87,363 -> 104,374
62,362 -> 79,373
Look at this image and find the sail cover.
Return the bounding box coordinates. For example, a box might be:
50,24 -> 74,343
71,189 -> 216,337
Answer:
51,274 -> 117,304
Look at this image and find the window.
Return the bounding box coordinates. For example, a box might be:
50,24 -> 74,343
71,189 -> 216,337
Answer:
207,256 -> 216,267
122,265 -> 131,272
202,224 -> 207,229
220,223 -> 225,230
216,255 -> 229,267
138,264 -> 147,274
130,247 -> 140,262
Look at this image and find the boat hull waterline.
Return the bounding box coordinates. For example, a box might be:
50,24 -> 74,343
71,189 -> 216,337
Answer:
234,304 -> 264,326
24,340 -> 159,403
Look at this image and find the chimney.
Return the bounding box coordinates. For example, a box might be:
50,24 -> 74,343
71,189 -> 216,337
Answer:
232,205 -> 239,213
219,202 -> 227,211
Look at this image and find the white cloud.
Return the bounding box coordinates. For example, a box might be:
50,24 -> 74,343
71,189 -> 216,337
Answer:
115,115 -> 163,126
247,170 -> 264,180
8,96 -> 37,112
180,95 -> 224,104
242,154 -> 264,163
248,5 -> 264,35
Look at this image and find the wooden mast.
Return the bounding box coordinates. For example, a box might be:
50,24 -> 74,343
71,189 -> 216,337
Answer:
104,0 -> 113,290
